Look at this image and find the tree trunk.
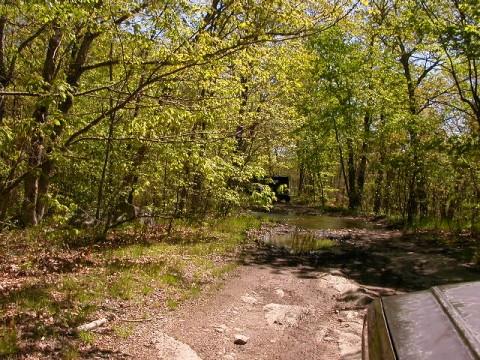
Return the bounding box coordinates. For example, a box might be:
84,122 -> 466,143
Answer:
373,168 -> 383,214
0,15 -> 7,125
22,104 -> 48,225
298,162 -> 305,195
21,25 -> 62,226
0,189 -> 13,223
36,159 -> 53,221
354,113 -> 371,210
347,138 -> 360,210
400,49 -> 423,225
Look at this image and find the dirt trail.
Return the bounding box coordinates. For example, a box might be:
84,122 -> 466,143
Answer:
110,216 -> 480,359
118,250 -> 366,360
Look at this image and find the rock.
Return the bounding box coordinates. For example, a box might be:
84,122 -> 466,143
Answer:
241,295 -> 258,305
355,294 -> 374,306
153,332 -> 202,360
344,310 -> 361,320
321,274 -> 359,294
234,334 -> 249,345
336,329 -> 362,360
263,303 -> 308,328
214,324 -> 228,334
315,327 -> 329,343
274,289 -> 285,298
329,269 -> 343,276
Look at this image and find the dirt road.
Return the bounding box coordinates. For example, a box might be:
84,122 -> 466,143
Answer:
106,216 -> 480,359
117,244 -> 367,360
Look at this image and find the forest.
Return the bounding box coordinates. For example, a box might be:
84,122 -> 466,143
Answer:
0,0 -> 479,232
0,0 -> 479,358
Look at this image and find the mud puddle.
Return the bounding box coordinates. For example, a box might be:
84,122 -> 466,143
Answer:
258,212 -> 379,230
263,229 -> 336,254
252,213 -> 480,292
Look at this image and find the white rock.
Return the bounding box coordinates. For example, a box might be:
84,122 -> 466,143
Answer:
233,334 -> 249,345
241,295 -> 258,305
153,332 -> 202,360
321,274 -> 359,294
275,289 -> 285,298
263,303 -> 308,328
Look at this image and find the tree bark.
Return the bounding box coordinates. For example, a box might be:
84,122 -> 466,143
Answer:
399,48 -> 423,224
0,15 -> 7,125
22,25 -> 62,225
373,167 -> 383,214
355,113 -> 371,210
346,138 -> 359,210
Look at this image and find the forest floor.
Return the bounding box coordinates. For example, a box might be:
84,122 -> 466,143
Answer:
1,208 -> 480,359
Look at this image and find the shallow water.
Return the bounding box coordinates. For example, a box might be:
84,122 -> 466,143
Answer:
256,212 -> 376,254
254,211 -> 480,291
264,213 -> 377,230
264,230 -> 336,254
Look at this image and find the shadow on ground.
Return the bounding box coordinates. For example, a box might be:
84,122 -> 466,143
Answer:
241,229 -> 480,292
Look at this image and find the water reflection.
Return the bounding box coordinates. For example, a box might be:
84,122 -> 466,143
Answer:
264,230 -> 336,254
254,212 -> 378,230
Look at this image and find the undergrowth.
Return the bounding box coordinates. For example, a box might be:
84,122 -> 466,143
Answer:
0,214 -> 263,358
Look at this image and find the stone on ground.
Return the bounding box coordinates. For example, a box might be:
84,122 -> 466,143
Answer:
241,295 -> 258,305
153,332 -> 202,360
263,303 -> 308,328
322,274 -> 360,294
233,334 -> 249,345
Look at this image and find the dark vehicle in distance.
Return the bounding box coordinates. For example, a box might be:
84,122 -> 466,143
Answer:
269,176 -> 290,203
363,281 -> 480,360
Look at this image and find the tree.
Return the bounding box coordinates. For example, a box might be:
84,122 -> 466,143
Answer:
0,0 -> 352,229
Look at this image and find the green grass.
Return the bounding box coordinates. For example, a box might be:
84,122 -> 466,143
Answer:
212,215 -> 263,234
108,273 -> 136,300
0,326 -> 18,357
6,286 -> 58,314
160,273 -> 181,286
78,330 -> 96,345
57,215 -> 260,315
211,263 -> 237,277
166,298 -> 179,310
386,215 -> 480,233
0,214 -> 264,358
61,345 -> 80,360
188,284 -> 202,298
113,324 -> 134,339
313,238 -> 336,249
